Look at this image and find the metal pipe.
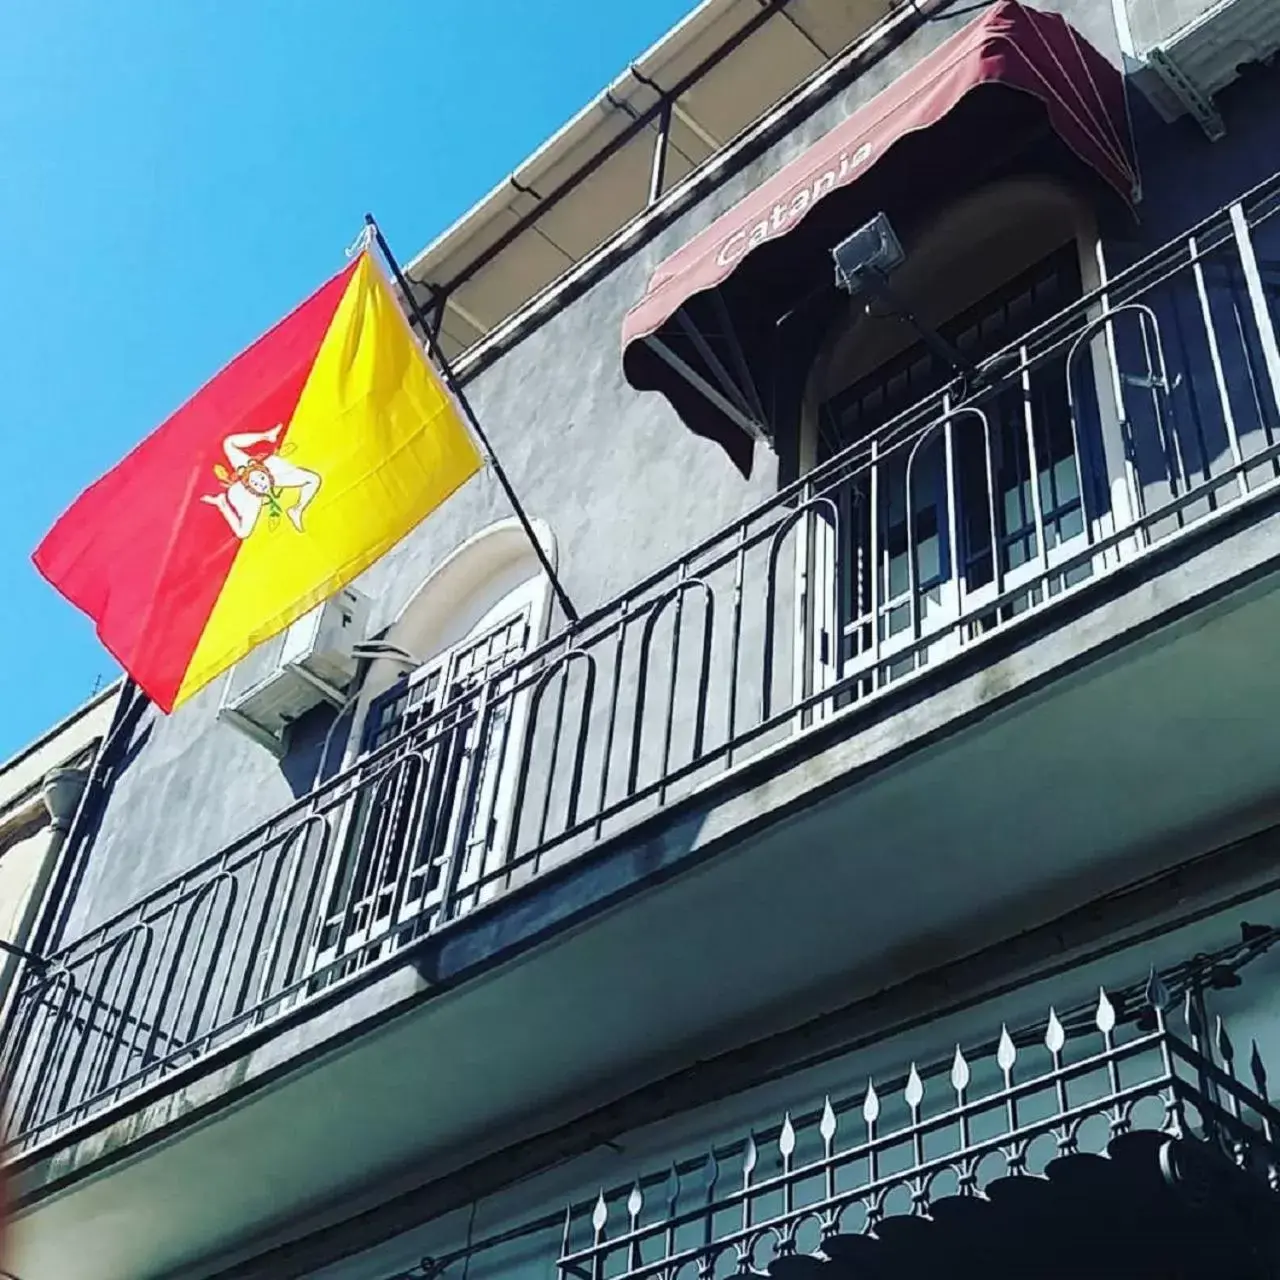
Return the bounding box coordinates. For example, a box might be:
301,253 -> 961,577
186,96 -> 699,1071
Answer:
9,680 -> 145,976
854,269 -> 978,384
0,765 -> 88,1006
649,101 -> 672,206
0,937 -> 46,968
432,0 -> 795,301
630,65 -> 722,153
365,215 -> 580,626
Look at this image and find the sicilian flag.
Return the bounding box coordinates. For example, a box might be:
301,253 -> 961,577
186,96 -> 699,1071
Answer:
33,250 -> 483,712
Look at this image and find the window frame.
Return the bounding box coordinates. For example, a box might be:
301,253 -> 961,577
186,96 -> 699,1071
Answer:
795,221 -> 1102,722
310,572 -> 551,972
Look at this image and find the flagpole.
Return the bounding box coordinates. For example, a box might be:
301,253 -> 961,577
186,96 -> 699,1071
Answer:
363,214 -> 581,626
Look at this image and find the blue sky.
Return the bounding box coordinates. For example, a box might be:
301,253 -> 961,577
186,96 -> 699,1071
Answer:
0,0 -> 693,760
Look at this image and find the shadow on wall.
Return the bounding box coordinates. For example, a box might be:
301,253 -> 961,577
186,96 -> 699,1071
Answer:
1125,66 -> 1280,248
280,702 -> 348,799
113,723 -> 154,777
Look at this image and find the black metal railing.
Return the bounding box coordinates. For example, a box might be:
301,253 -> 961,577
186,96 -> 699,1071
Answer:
6,170 -> 1280,1153
357,950 -> 1280,1280
557,980 -> 1280,1280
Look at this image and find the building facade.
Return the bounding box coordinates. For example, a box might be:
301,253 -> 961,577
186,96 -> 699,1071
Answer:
0,685 -> 115,1019
6,0 -> 1280,1276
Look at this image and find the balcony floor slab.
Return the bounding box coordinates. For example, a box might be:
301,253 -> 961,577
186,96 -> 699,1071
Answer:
13,496 -> 1280,1280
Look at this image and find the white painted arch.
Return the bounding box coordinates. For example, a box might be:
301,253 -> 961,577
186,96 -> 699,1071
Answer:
344,517 -> 557,764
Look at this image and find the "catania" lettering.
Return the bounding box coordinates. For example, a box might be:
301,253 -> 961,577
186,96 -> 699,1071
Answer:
715,141 -> 874,268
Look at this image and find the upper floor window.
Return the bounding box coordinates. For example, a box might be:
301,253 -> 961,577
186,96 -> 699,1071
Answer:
795,179 -> 1109,712
314,521 -> 555,967
363,609 -> 532,753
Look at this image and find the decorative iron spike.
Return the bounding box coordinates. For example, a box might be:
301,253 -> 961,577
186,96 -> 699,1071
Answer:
951,1045 -> 971,1093
820,1096 -> 838,1144
593,1190 -> 609,1236
779,1112 -> 797,1160
863,1079 -> 881,1125
703,1148 -> 720,1195
905,1064 -> 925,1110
1145,967 -> 1170,1011
1096,987 -> 1117,1035
1215,1016 -> 1235,1066
997,1024 -> 1017,1073
1251,1041 -> 1269,1096
665,1163 -> 681,1217
1046,1007 -> 1066,1055
743,1132 -> 758,1181
1184,988 -> 1203,1038
628,1181 -> 643,1221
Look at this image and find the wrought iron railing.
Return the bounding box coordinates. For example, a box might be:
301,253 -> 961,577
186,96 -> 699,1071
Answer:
6,170 -> 1280,1153
557,980 -> 1280,1280
339,953 -> 1280,1280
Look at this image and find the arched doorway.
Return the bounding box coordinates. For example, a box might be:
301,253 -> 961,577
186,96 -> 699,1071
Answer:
314,519 -> 555,965
793,178 -> 1117,711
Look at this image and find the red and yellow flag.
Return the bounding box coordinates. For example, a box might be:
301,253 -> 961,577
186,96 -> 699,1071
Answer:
34,251 -> 483,712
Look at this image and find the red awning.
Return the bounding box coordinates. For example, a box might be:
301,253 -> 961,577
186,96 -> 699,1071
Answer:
621,0 -> 1137,471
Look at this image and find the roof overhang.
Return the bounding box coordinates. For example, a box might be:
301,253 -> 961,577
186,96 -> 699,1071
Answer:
402,0 -> 903,361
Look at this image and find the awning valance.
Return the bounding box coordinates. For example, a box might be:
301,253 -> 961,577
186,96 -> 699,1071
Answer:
622,0 -> 1138,474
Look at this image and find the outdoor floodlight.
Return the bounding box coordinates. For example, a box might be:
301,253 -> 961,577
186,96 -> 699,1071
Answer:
831,212 -> 905,293
831,211 -> 977,381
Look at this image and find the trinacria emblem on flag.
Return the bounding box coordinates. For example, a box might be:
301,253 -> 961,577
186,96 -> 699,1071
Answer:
203,426 -> 322,539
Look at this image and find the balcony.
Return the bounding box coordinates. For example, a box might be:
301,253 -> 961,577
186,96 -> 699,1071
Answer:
8,173 -> 1280,1277
278,954 -> 1280,1280
558,976 -> 1280,1280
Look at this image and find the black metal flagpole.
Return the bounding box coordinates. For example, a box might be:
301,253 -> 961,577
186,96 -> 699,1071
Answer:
363,214 -> 580,626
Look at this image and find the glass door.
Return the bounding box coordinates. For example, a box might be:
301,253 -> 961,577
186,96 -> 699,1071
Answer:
313,610 -> 532,969
813,244 -> 1091,699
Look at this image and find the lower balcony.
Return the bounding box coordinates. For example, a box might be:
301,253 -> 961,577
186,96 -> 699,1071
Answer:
559,976 -> 1280,1280
8,173 -> 1280,1278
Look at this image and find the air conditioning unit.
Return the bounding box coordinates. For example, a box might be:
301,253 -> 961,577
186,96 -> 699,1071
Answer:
217,587 -> 371,754
1126,0 -> 1280,139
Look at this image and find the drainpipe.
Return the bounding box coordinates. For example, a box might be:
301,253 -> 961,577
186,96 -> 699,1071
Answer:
0,764 -> 90,1014
0,679 -> 146,1013
0,681 -> 150,1140
40,681 -> 150,955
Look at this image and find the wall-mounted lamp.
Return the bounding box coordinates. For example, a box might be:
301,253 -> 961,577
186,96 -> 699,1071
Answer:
832,212 -> 978,382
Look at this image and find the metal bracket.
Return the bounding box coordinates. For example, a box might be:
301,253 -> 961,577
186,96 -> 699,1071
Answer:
644,335 -> 769,441
284,662 -> 349,709
0,936 -> 48,968
1146,45 -> 1226,141
216,707 -> 285,757
853,269 -> 979,383
1121,371 -> 1183,392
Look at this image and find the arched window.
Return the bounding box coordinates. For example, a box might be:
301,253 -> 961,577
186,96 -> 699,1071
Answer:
315,519 -> 555,965
792,178 -> 1119,711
